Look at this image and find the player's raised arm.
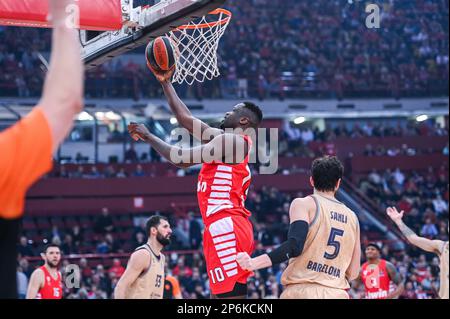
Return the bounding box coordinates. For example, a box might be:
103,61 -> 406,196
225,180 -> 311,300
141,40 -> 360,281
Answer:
38,0 -> 84,153
26,269 -> 44,299
346,220 -> 361,281
237,197 -> 314,271
386,262 -> 405,299
387,207 -> 445,255
128,123 -> 248,168
150,67 -> 222,143
114,250 -> 150,299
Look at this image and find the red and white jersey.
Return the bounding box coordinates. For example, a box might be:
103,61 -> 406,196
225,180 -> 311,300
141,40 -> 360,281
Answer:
197,135 -> 253,226
361,259 -> 391,299
36,266 -> 63,299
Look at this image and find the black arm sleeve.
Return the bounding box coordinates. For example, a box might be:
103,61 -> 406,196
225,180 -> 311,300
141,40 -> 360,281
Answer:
267,220 -> 309,265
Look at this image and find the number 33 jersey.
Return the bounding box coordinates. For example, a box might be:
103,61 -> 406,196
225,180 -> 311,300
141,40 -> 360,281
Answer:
281,194 -> 360,290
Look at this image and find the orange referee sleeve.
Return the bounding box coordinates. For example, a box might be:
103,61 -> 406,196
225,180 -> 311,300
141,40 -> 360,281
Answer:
0,107 -> 53,219
167,276 -> 181,296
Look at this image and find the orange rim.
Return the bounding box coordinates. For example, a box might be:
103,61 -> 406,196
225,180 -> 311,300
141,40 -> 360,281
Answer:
174,8 -> 232,30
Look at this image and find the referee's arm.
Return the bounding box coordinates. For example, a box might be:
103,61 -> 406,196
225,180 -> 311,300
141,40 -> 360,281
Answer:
0,0 -> 84,298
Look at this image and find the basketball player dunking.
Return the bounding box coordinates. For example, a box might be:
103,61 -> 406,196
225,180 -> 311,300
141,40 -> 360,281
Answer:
358,243 -> 404,299
26,244 -> 63,299
114,216 -> 172,299
387,206 -> 449,299
128,68 -> 263,299
237,156 -> 361,299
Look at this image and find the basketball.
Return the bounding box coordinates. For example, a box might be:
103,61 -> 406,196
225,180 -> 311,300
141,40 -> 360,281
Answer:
145,36 -> 176,72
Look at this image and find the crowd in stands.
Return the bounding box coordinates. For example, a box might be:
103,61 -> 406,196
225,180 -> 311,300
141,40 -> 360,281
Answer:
41,118 -> 448,171
358,166 -> 448,239
279,119 -> 448,158
2,0 -> 449,99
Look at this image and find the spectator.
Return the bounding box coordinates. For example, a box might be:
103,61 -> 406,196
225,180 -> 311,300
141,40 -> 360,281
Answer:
132,164 -> 146,177
109,259 -> 125,278
401,282 -> 418,299
116,168 -> 128,178
132,232 -> 146,249
94,208 -> 114,234
420,218 -> 439,239
105,233 -> 120,253
71,166 -> 85,178
70,225 -> 83,247
17,236 -> 34,257
432,195 -> 448,215
80,258 -> 93,282
393,168 -> 406,186
87,166 -> 102,179
96,237 -> 111,254
16,266 -> 28,299
49,225 -> 62,244
18,258 -> 33,278
95,265 -> 112,296
124,144 -> 139,163
108,123 -> 123,143
103,165 -> 117,178
61,234 -> 77,255
187,213 -> 202,250
57,165 -> 69,178
368,169 -> 382,185
300,128 -> 314,145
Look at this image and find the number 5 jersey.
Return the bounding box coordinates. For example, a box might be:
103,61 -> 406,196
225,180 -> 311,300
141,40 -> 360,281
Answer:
281,194 -> 360,290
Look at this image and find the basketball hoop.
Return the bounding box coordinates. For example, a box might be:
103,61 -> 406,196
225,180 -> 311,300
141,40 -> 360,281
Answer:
168,8 -> 232,85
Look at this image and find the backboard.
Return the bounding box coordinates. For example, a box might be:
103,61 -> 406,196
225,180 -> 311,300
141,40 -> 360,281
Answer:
81,0 -> 227,70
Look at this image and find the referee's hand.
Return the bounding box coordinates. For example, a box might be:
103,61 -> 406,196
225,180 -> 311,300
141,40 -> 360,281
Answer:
49,0 -> 76,25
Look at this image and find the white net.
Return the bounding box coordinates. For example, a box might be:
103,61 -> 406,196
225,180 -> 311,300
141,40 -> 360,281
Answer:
168,9 -> 232,85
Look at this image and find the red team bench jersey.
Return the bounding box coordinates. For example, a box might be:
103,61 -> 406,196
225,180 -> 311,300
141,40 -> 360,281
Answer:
361,259 -> 391,299
197,135 -> 254,295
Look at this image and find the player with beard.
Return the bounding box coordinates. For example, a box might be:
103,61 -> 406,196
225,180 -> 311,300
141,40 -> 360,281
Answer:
359,243 -> 404,299
114,215 -> 172,299
26,244 -> 63,299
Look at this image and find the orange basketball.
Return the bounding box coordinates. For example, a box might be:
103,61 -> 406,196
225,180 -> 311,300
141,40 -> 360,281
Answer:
145,36 -> 176,72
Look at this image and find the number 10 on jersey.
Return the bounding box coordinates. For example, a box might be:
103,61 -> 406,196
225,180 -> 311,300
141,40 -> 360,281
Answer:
209,267 -> 225,284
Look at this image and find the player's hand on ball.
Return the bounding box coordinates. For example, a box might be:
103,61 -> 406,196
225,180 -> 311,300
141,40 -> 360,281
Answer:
386,206 -> 404,224
148,64 -> 175,83
128,122 -> 151,142
236,252 -> 253,271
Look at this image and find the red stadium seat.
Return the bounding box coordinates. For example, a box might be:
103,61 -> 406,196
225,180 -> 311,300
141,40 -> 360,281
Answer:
22,218 -> 36,231
117,215 -> 133,228
118,231 -> 131,241
50,217 -> 66,229
79,216 -> 94,228
65,217 -> 79,229
36,217 -> 51,230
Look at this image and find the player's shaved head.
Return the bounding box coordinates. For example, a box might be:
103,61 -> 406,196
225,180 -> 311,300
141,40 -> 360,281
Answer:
220,102 -> 263,130
238,102 -> 263,126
